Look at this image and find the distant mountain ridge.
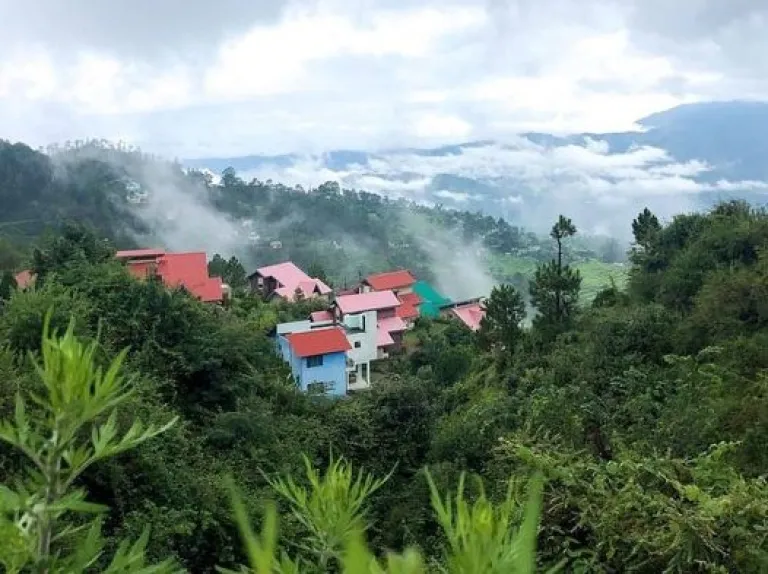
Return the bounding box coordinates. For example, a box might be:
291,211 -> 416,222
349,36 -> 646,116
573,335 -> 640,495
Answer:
184,101 -> 768,237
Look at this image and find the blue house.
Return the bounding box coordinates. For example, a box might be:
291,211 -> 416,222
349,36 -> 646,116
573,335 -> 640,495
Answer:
278,326 -> 351,396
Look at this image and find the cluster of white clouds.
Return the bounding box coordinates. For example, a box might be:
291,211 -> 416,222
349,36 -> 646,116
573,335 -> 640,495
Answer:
236,137 -> 768,237
1,0 -> 767,157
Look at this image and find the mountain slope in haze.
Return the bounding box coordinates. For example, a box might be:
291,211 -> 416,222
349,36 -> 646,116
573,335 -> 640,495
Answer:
185,101 -> 768,238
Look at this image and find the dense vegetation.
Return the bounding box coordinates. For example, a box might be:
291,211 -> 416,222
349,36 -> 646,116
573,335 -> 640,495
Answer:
1,139 -> 767,571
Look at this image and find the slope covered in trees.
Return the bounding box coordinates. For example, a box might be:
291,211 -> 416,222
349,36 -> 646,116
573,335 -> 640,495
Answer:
1,194 -> 767,571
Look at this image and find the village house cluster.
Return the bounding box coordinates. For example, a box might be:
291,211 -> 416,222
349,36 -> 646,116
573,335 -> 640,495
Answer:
249,261 -> 487,396
15,250 -> 486,397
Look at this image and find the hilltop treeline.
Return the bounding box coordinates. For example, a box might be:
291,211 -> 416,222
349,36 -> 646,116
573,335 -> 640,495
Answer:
0,195 -> 767,571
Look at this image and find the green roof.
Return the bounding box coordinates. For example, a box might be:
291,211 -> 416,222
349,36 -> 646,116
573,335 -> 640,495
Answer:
413,280 -> 451,318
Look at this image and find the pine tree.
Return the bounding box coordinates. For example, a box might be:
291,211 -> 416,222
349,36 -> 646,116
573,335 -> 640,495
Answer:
529,215 -> 581,340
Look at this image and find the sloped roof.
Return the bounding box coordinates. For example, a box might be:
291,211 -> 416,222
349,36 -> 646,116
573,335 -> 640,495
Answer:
156,252 -> 223,302
256,261 -> 310,286
310,310 -> 334,322
450,303 -> 485,331
335,290 -> 400,314
376,328 -> 395,347
396,292 -> 422,320
116,248 -> 166,260
378,316 -> 407,334
413,281 -> 451,318
256,261 -> 332,300
286,327 -> 351,358
365,269 -> 416,291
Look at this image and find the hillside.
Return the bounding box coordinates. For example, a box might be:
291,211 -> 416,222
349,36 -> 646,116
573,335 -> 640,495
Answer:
0,194 -> 766,571
0,139 -> 624,302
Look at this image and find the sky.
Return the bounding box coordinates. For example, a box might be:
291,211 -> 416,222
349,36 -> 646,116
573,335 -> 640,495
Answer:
1,0 -> 767,158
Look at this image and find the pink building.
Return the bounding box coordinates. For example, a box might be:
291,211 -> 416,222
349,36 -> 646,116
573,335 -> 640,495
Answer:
333,290 -> 406,358
248,261 -> 331,301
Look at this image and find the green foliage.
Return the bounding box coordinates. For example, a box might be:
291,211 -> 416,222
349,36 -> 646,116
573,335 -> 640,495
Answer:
31,222 -> 115,285
1,161 -> 768,573
264,454 -> 392,569
529,216 -> 582,340
0,270 -> 16,300
502,438 -> 768,572
226,455 -> 546,574
210,254 -> 249,290
0,312 -> 177,572
479,284 -> 526,352
0,282 -> 92,353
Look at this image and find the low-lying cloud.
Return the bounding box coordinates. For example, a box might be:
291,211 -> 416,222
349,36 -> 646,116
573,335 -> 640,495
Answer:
232,136 -> 768,239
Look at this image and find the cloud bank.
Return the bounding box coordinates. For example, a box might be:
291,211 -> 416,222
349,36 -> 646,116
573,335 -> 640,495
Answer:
1,0 -> 767,156
232,136 -> 768,239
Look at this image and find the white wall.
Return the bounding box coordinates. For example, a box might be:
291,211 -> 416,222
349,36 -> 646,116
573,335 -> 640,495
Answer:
342,310 -> 377,364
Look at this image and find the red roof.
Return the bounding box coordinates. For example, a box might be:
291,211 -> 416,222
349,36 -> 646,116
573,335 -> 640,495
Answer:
365,270 -> 416,291
156,252 -> 223,302
14,270 -> 35,289
396,292 -> 422,320
116,249 -> 223,302
116,248 -> 166,260
286,327 -> 351,358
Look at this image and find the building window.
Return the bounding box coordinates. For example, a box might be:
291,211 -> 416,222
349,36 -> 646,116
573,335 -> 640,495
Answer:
354,341 -> 361,348
306,355 -> 324,368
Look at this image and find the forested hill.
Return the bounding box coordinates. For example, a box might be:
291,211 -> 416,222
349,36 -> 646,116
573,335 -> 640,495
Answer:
0,139 -> 625,300
0,182 -> 767,569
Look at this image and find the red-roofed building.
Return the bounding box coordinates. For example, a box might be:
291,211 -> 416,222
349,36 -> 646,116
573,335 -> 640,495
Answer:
249,261 -> 332,302
359,269 -> 421,326
277,326 -> 352,395
157,253 -> 224,303
361,269 -> 416,295
286,327 -> 352,358
396,292 -> 422,322
117,248 -> 224,303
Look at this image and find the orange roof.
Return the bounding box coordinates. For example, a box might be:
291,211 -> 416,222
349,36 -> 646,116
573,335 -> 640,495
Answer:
156,252 -> 223,302
365,270 -> 416,291
14,270 -> 34,289
286,327 -> 351,358
396,292 -> 422,320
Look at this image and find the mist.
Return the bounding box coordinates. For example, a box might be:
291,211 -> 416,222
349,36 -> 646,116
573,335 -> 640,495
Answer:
398,209 -> 496,300
130,162 -> 246,258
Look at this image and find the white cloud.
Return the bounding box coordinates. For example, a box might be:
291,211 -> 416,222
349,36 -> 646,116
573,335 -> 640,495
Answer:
411,113 -> 473,140
0,0 -> 766,156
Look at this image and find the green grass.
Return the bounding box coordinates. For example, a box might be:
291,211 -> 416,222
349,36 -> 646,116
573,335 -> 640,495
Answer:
487,254 -> 629,302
